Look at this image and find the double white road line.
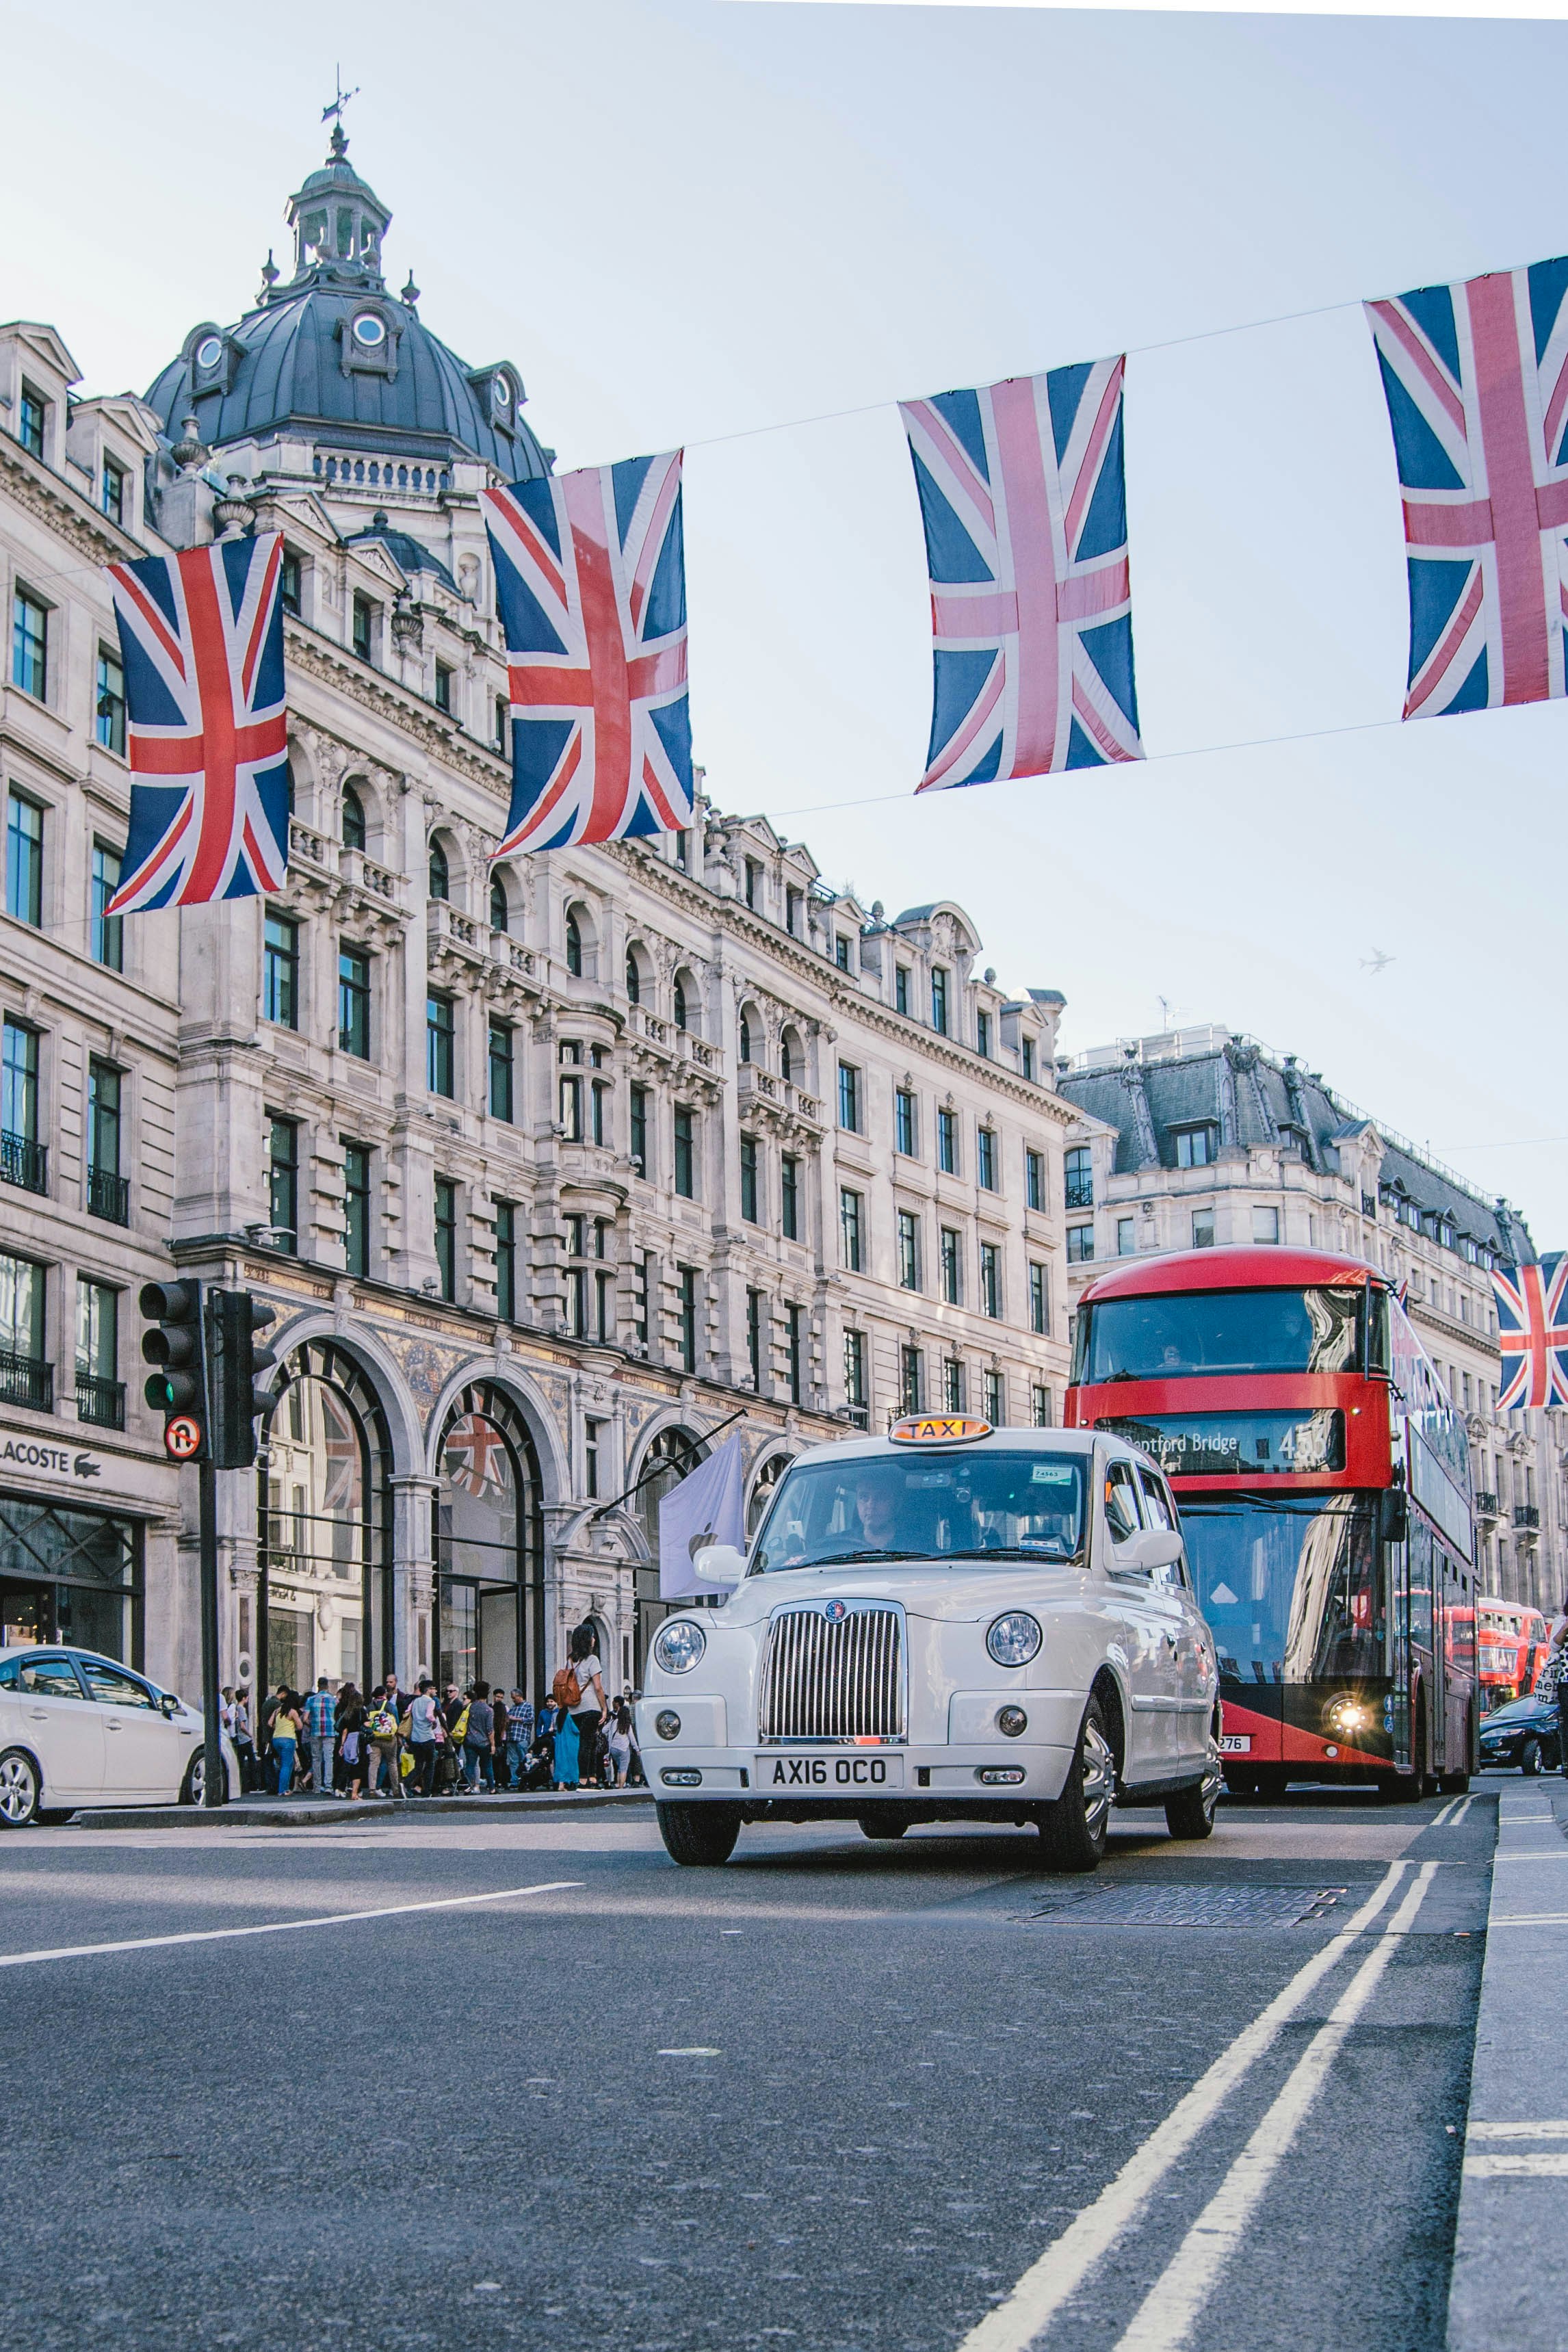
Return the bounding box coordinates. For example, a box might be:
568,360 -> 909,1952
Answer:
960,1858 -> 1439,2352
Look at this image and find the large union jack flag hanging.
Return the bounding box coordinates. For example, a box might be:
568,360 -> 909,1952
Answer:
1367,261 -> 1568,720
898,362 -> 1142,791
444,1413 -> 510,1500
481,456 -> 694,852
105,535 -> 289,913
1491,1255 -> 1568,1409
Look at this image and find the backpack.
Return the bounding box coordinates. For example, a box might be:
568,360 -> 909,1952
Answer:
552,1664 -> 582,1711
367,1706 -> 398,1742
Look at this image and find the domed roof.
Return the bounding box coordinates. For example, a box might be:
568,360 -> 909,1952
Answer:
144,132 -> 548,483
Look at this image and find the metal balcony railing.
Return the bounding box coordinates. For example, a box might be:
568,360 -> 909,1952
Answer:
87,1167 -> 130,1225
75,1372 -> 126,1431
0,1131 -> 47,1194
1514,1504 -> 1541,1532
1064,1175 -> 1095,1210
0,1350 -> 52,1411
1474,1491 -> 1500,1521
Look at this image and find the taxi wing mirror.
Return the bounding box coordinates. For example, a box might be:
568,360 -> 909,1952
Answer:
1112,1528 -> 1184,1575
692,1543 -> 746,1589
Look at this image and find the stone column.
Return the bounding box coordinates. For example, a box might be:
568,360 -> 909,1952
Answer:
391,1473 -> 436,1684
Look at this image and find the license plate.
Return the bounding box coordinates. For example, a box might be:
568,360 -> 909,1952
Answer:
1219,1734 -> 1252,1754
755,1752 -> 905,1791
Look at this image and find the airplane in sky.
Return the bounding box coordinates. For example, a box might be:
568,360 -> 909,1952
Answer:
1360,948 -> 1395,975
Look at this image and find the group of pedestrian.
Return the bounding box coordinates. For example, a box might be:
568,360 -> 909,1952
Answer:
245,1623 -> 644,1800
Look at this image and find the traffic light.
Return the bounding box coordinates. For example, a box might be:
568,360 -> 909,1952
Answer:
140,1279 -> 207,1461
207,1288 -> 278,1469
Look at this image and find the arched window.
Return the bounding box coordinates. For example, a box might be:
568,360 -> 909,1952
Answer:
739,1011 -> 752,1064
428,837 -> 449,902
489,876 -> 509,934
341,784 -> 366,853
565,908 -> 583,977
263,1342 -> 391,1690
625,949 -> 640,1004
672,976 -> 688,1032
435,1383 -> 545,1703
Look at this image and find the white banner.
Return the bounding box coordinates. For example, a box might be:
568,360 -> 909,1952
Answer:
658,1436 -> 748,1599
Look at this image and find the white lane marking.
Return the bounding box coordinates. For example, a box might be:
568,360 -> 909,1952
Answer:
658,2047 -> 721,2056
1463,2153 -> 1568,2178
953,1863 -> 1411,2352
1430,1800 -> 1456,1828
1468,2120 -> 1568,2139
1111,1863 -> 1439,2352
1490,1914 -> 1568,1926
1450,1795 -> 1474,1827
0,1880 -> 584,1969
1491,1853 -> 1568,1862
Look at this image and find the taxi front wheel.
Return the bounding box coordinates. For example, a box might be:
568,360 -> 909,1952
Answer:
657,1801 -> 742,1867
1038,1695 -> 1114,1874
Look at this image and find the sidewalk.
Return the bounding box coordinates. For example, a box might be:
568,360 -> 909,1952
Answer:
1448,1770 -> 1568,2352
68,1787 -> 655,1830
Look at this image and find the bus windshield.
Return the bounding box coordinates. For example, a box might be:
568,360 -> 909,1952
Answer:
1082,1286 -> 1364,1383
751,1452 -> 1086,1573
1181,1493 -> 1383,1682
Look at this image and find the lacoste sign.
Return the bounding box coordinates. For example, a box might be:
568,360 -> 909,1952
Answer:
0,1434 -> 104,1481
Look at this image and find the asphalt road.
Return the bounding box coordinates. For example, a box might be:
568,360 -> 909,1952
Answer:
0,1787 -> 1494,2352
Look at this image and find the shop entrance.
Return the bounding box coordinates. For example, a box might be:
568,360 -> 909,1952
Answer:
0,1499 -> 141,1664
434,1387 -> 544,1704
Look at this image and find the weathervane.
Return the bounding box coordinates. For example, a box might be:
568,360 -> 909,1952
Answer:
322,66 -> 359,134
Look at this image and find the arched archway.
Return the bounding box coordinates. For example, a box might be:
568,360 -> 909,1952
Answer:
261,1341 -> 392,1693
434,1383 -> 546,1704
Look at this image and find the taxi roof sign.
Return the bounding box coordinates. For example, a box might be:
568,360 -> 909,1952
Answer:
888,1415 -> 993,1446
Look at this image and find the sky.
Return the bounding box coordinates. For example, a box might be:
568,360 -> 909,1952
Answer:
1,0 -> 1564,1238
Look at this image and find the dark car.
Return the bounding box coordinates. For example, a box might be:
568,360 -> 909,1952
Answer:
1478,1694 -> 1562,1776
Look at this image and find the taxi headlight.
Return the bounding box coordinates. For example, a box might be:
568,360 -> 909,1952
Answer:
987,1612 -> 1042,1668
653,1620 -> 707,1676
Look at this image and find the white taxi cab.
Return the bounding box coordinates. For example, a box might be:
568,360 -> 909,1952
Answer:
637,1418 -> 1221,1870
0,1647 -> 235,1822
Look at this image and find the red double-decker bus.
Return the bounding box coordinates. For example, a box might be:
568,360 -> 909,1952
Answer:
1066,1244 -> 1478,1796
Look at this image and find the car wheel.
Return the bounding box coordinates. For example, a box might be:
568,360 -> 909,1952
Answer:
1521,1739 -> 1541,1777
181,1749 -> 228,1807
1166,1741 -> 1223,1841
0,1749 -> 41,1828
657,1802 -> 741,1867
1038,1695 -> 1114,1874
857,1813 -> 908,1840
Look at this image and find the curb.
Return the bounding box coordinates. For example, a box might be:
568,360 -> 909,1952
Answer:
66,1789 -> 656,1829
1448,1773 -> 1568,2352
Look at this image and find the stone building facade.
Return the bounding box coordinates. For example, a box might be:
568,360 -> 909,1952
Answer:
1056,1025 -> 1566,1613
0,134 -> 1077,1706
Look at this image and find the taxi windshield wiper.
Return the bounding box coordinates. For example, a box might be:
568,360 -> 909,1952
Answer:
945,1545 -> 1082,1561
802,1548 -> 931,1567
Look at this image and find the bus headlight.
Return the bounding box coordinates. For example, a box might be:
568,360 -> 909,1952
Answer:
1325,1693 -> 1373,1736
653,1620 -> 707,1675
987,1612 -> 1042,1667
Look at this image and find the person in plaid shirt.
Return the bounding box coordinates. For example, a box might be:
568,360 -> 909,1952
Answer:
302,1678 -> 337,1797
506,1693 -> 534,1790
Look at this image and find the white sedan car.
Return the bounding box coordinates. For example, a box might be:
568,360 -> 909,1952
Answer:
637,1420 -> 1222,1870
0,1647 -> 235,1822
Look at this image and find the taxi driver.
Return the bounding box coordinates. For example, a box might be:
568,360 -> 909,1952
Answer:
852,1472 -> 901,1551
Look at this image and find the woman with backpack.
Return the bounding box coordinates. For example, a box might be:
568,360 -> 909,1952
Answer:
564,1624 -> 607,1794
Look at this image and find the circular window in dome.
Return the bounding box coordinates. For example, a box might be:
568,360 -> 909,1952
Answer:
352,313 -> 387,349
493,376 -> 511,410
194,335 -> 223,371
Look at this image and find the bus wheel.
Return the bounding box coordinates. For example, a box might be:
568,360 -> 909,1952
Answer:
1520,1740 -> 1541,1778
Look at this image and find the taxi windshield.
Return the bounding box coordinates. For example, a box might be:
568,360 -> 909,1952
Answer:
750,1450 -> 1086,1573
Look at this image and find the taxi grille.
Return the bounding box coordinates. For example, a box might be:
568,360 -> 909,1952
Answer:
757,1606 -> 904,1744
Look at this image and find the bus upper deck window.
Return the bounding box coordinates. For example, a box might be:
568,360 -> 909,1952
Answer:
1366,1287 -> 1391,1378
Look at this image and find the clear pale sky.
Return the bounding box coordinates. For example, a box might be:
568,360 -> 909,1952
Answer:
2,0 -> 1563,1239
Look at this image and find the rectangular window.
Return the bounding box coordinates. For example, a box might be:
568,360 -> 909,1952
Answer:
0,1253 -> 47,1407
17,386 -> 44,458
1064,1146 -> 1093,1210
585,1417 -> 603,1499
434,661 -> 452,714
930,968 -> 949,1034
629,1084 -> 649,1178
1025,1149 -> 1045,1212
943,1358 -> 964,1413
596,1268 -> 614,1342
1116,1216 -> 1136,1257
352,592 -> 374,662
87,1058 -> 123,1212
940,1227 -> 961,1305
1032,1383 -> 1053,1429
280,548 -> 302,616
976,1010 -> 991,1059
747,1287 -> 763,1389
977,1127 -> 997,1190
268,1114 -> 299,1250
898,1208 -> 919,1292
1021,1038 -> 1035,1084
91,843 -> 123,972
980,1240 -> 1002,1318
1192,1207 -> 1215,1249
337,946 -> 371,1058
342,1142 -> 371,1279
1029,1262 -> 1049,1335
840,1187 -> 863,1272
675,830 -> 691,872
786,887 -> 802,937
434,1177 -> 458,1301
634,1253 -> 651,1347
937,1108 -> 957,1175
900,1345 -> 923,1415
894,965 -> 911,1017
558,1071 -> 583,1140
679,1264 -> 698,1373
786,1301 -> 804,1403
493,696 -> 508,754
2,1019 -> 38,1148
590,1080 -> 607,1147
6,790 -> 43,925
895,1089 -> 917,1158
1253,1204 -> 1281,1244
984,1369 -> 1004,1425
565,1213 -> 586,1262
103,454 -> 128,524
1067,1225 -> 1094,1264
567,1264 -> 588,1338
488,1020 -> 514,1121
426,993 -> 454,1097
827,1325 -> 862,1423
674,1105 -> 696,1199
837,1061 -> 860,1132
781,1153 -> 800,1242
95,648 -> 126,755
76,1276 -> 121,1429
835,935 -> 851,972
744,857 -> 761,909
263,913 -> 298,1028
740,1134 -> 760,1224
1175,1125 -> 1216,1168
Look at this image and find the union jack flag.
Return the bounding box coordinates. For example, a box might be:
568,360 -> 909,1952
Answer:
1367,261 -> 1568,719
444,1413 -> 509,1500
105,534 -> 289,913
898,362 -> 1142,792
481,455 -> 694,852
1492,1255 -> 1568,1409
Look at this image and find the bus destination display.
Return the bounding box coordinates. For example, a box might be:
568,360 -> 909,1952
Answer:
1097,1407 -> 1346,1478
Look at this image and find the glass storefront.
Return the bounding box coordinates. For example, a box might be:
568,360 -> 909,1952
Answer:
435,1385 -> 543,1702
0,1497 -> 142,1662
261,1343 -> 390,1690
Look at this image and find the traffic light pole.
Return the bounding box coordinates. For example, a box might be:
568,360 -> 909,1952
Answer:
197,1454 -> 224,1809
